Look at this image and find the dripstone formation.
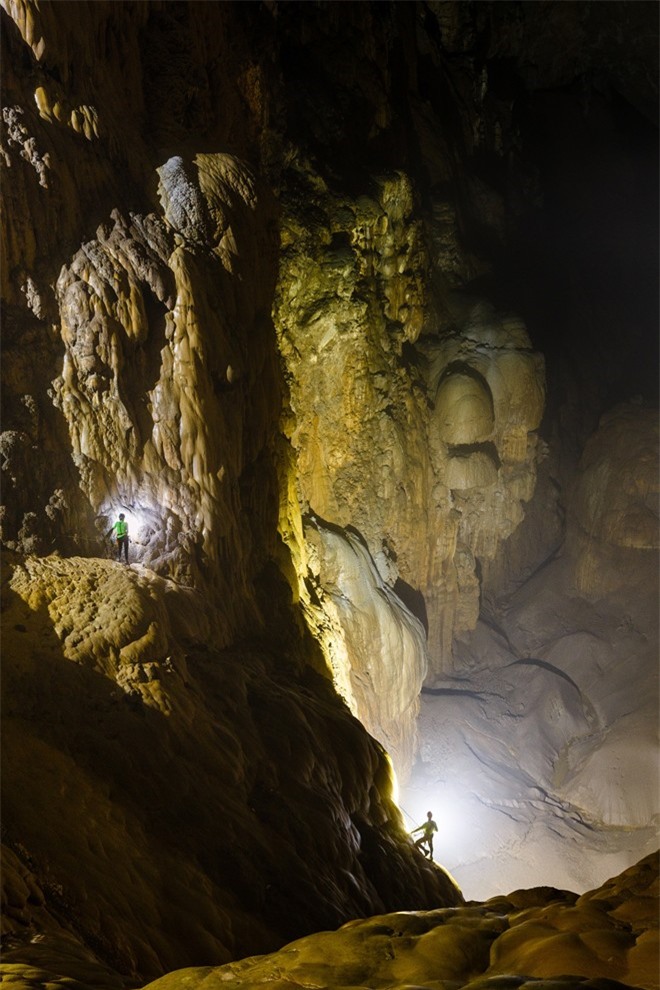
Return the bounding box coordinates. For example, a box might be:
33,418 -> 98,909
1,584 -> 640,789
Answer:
1,2 -> 657,988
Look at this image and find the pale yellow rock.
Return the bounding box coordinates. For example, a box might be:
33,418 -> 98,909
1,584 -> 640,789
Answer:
302,522 -> 428,778
46,151 -> 279,610
435,370 -> 494,445
138,855 -> 658,990
445,450 -> 499,490
33,84 -> 52,119
275,162 -> 548,693
8,555 -> 208,697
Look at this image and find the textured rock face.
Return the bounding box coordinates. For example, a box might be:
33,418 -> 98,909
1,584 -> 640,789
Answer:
406,402 -> 659,899
1,3 -> 467,983
140,855 -> 658,990
3,116 -> 282,606
1,0 -> 658,987
301,521 -> 428,776
275,166 -> 547,703
2,552 -> 460,983
1,4 -> 284,624
51,151 -> 280,606
274,167 -> 547,782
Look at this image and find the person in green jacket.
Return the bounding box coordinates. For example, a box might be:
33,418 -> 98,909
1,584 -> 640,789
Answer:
412,811 -> 439,860
107,513 -> 129,562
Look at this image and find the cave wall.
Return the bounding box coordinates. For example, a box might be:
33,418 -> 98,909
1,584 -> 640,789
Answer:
3,1 -> 656,763
1,2 -> 469,982
269,0 -> 658,791
2,550 -> 462,982
1,1 -> 286,618
1,0 -> 658,983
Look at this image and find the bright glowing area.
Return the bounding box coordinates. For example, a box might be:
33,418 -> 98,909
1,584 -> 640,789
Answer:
400,784 -> 485,866
99,501 -> 164,556
386,754 -> 400,806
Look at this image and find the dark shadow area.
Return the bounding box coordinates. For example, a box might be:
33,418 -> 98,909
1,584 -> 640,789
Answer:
1,552 -> 460,985
505,657 -> 583,694
393,578 -> 429,636
305,511 -> 364,546
448,442 -> 501,470
487,80 -> 659,416
120,284 -> 171,454
421,686 -> 487,699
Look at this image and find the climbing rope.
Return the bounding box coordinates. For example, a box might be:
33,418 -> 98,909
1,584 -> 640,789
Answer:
398,803 -> 421,833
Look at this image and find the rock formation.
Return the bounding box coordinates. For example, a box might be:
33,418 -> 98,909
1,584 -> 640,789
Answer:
1,1 -> 657,988
137,855 -> 658,990
4,852 -> 658,990
2,550 -> 460,983
406,401 -> 659,899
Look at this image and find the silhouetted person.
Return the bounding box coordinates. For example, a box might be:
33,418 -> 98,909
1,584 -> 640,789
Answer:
412,811 -> 438,860
107,513 -> 129,562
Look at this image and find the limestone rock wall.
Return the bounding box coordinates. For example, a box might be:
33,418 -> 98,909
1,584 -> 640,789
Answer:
2,2 -> 468,983
273,156 -> 547,738
50,152 -> 280,620
2,553 -> 461,984
263,4 -> 557,778
2,1 -> 284,627
1,0 -> 657,982
406,402 -> 658,899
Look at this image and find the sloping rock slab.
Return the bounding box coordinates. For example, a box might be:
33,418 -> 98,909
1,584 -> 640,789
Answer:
141,853 -> 658,990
